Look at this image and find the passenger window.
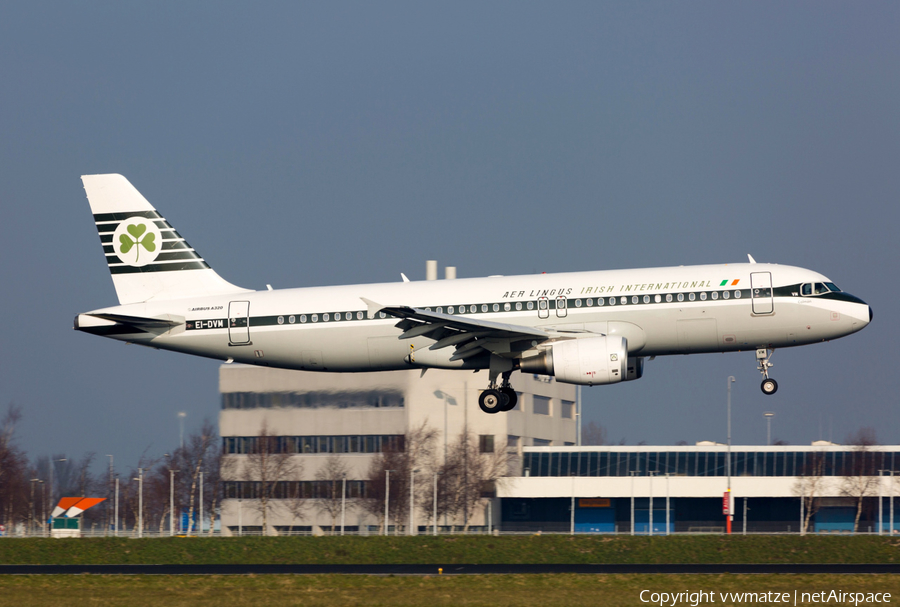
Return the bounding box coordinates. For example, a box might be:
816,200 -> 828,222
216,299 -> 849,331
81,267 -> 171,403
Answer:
642,295 -> 650,304
470,305 -> 476,313
597,298 -> 605,306
666,294 -> 673,303
711,292 -> 718,300
323,313 -> 330,321
677,293 -> 684,302
575,299 -> 582,307
723,291 -> 730,300
655,295 -> 661,303
689,293 -> 696,301
527,301 -> 534,310
357,312 -> 363,320
436,307 -> 442,314
632,296 -> 639,304
504,303 -> 511,311
586,298 -> 593,307
312,314 -> 319,323
620,296 -> 627,305
300,314 -> 307,323
700,293 -> 707,301
515,302 -> 522,311
539,299 -> 548,310
448,306 -> 454,314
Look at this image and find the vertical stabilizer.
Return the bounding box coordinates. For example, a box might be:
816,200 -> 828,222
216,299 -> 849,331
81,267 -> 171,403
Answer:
82,174 -> 250,304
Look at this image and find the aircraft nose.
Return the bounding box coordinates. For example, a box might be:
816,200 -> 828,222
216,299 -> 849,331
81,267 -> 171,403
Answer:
869,305 -> 873,322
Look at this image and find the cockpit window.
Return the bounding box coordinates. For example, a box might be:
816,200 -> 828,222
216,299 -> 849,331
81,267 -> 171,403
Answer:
814,283 -> 829,295
801,283 -> 812,296
825,282 -> 841,292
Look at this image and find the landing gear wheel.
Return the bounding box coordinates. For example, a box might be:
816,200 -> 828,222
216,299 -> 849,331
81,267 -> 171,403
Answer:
499,387 -> 518,411
761,378 -> 778,395
479,389 -> 504,414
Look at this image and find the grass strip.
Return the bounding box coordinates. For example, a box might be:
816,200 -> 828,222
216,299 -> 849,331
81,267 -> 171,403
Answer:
0,535 -> 898,566
1,574 -> 899,607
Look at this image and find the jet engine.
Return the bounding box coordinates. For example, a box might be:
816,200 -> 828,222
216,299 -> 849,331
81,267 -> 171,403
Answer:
519,336 -> 628,386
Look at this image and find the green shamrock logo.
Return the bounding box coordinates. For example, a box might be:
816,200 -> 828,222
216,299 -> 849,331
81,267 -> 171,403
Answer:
119,223 -> 156,262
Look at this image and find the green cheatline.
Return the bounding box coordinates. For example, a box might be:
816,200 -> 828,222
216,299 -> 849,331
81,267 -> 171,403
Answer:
720,280 -> 728,286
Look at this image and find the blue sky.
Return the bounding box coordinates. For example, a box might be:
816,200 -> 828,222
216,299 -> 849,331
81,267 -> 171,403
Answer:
1,2 -> 898,471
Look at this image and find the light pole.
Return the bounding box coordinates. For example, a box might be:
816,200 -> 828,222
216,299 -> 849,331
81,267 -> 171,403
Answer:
238,499 -> 242,537
433,471 -> 440,536
198,471 -> 204,536
340,474 -> 347,536
169,468 -> 180,536
409,468 -> 419,536
133,468 -> 143,538
879,470 -> 886,535
384,469 -> 394,536
888,468 -> 894,537
106,454 -> 113,536
48,457 -> 67,514
630,471 -> 636,535
726,376 -> 735,534
114,476 -> 119,537
649,471 -> 656,536
665,473 -> 670,536
29,479 -> 41,536
764,412 -> 775,446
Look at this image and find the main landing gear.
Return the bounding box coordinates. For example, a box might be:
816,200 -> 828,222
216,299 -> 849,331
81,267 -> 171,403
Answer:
756,348 -> 778,395
479,370 -> 518,414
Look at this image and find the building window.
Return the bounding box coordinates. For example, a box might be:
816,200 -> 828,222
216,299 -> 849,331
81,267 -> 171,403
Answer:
533,396 -> 550,416
532,438 -> 552,447
479,435 -> 495,453
561,400 -> 574,419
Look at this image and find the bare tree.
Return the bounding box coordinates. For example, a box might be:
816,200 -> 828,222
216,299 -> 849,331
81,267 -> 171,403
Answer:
362,424 -> 438,534
0,405 -> 29,532
176,420 -> 217,535
242,423 -> 298,535
841,427 -> 879,532
441,429 -> 512,531
581,421 -> 607,446
793,451 -> 828,533
315,455 -> 350,534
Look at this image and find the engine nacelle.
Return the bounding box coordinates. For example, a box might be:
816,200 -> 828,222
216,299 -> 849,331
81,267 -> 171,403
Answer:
624,357 -> 644,382
520,336 -> 628,386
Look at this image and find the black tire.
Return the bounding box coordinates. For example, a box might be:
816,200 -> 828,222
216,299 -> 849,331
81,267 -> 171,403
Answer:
479,389 -> 503,414
761,378 -> 778,395
499,387 -> 518,411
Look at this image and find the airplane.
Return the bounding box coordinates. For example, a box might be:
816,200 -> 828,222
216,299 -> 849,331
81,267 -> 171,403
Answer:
74,174 -> 873,414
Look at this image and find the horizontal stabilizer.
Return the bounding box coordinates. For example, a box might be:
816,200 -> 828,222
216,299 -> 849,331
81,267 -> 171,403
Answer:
88,313 -> 184,329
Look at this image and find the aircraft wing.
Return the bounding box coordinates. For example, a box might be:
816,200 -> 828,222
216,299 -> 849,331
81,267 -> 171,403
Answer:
362,298 -> 550,360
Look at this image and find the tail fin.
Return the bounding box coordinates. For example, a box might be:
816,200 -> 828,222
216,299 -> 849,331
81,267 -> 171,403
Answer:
82,174 -> 250,305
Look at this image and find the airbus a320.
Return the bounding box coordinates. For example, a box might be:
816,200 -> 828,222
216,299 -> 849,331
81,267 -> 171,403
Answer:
74,174 -> 873,413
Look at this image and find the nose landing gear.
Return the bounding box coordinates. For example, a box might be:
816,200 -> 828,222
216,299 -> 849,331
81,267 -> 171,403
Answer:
757,348 -> 778,395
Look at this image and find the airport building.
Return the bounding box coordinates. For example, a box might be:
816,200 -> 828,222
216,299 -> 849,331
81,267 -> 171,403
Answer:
501,444 -> 900,534
219,364 -> 900,535
218,364 -> 578,535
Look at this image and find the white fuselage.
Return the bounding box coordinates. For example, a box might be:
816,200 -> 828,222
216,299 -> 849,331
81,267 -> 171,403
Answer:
77,262 -> 871,374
